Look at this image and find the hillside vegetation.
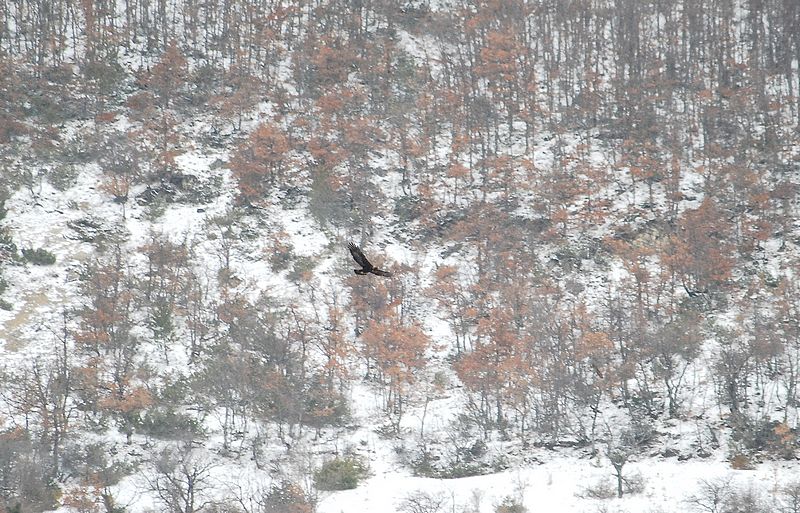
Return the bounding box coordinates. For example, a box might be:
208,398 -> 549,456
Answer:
1,1 -> 800,512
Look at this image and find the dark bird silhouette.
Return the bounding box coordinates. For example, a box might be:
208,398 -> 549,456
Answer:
347,242 -> 391,277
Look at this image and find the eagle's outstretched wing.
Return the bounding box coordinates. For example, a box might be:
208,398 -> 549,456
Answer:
347,242 -> 373,271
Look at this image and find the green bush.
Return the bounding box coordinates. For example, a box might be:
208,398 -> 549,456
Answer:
268,240 -> 294,272
0,299 -> 12,311
21,247 -> 56,265
145,197 -> 167,221
410,450 -> 492,479
301,380 -> 350,429
313,456 -> 369,491
136,408 -> 204,441
48,164 -> 80,191
495,496 -> 527,513
263,480 -> 316,513
287,255 -> 318,283
393,195 -> 421,222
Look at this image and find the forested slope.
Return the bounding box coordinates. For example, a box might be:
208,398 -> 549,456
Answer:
1,1 -> 800,512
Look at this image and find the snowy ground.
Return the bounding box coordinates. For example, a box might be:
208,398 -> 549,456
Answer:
317,455 -> 790,513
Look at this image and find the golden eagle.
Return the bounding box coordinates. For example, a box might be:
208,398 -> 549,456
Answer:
347,242 -> 391,277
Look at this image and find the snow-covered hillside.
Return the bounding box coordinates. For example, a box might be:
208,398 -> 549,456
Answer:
3,1 -> 800,513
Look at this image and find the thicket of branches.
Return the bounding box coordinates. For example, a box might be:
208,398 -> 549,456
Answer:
2,0 -> 800,511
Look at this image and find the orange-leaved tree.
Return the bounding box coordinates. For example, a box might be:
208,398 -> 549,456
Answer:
361,313 -> 431,431
229,122 -> 291,204
662,198 -> 735,298
454,305 -> 524,435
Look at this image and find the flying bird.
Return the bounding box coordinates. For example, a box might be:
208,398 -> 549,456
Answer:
347,242 -> 391,277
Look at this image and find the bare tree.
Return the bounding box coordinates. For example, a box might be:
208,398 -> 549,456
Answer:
780,480 -> 800,513
0,316 -> 74,480
398,490 -> 447,513
143,445 -> 218,513
685,476 -> 733,513
605,421 -> 652,498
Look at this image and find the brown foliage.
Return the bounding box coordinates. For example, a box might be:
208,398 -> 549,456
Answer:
362,316 -> 431,414
229,122 -> 291,203
664,198 -> 735,295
